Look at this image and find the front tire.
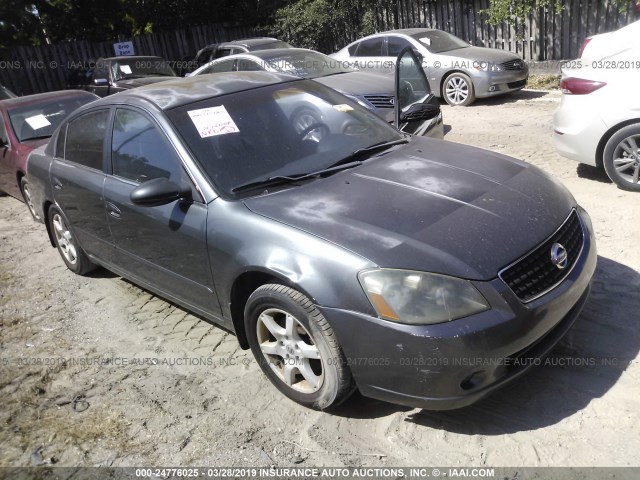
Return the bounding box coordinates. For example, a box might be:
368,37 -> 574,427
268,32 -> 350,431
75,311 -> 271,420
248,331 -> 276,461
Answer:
48,205 -> 96,275
443,72 -> 475,106
603,123 -> 640,191
245,284 -> 354,410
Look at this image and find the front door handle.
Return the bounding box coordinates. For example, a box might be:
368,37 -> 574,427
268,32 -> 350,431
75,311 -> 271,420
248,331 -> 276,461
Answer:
105,202 -> 121,219
52,178 -> 63,190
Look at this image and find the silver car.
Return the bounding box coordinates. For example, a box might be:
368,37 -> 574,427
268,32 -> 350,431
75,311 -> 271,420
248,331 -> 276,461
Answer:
189,48 -> 444,138
332,28 -> 529,106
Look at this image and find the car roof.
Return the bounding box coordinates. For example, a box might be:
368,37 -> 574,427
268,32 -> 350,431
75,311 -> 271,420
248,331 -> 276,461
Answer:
237,48 -> 320,60
219,37 -> 283,48
0,90 -> 98,109
89,71 -> 300,111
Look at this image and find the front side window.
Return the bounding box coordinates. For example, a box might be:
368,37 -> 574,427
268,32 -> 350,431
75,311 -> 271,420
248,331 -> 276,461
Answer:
65,110 -> 109,170
354,37 -> 384,57
111,108 -> 186,185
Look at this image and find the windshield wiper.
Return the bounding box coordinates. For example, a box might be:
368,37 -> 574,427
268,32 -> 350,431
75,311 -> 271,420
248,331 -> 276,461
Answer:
327,138 -> 409,169
231,161 -> 363,193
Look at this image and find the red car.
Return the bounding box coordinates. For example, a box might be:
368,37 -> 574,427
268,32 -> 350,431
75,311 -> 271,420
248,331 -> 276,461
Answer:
0,90 -> 98,218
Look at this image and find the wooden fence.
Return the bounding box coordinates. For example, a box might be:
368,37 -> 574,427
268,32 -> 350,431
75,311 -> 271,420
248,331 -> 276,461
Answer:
0,23 -> 257,96
372,0 -> 638,61
0,1 -> 637,96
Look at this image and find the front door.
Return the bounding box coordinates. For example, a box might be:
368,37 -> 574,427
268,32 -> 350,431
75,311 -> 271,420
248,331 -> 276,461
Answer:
103,107 -> 220,316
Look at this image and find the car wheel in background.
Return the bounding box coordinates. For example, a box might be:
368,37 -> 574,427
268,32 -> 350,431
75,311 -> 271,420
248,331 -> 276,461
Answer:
443,72 -> 476,106
245,284 -> 354,410
48,205 -> 96,274
20,177 -> 39,220
603,123 -> 640,192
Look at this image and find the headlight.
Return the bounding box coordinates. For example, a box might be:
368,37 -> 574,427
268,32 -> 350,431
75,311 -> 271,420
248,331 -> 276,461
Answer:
359,269 -> 490,325
343,93 -> 374,111
474,62 -> 502,72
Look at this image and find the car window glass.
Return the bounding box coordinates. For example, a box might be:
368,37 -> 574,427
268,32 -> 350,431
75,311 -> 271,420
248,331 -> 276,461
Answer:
111,108 -> 187,185
0,114 -> 8,145
213,48 -> 233,59
203,60 -> 235,74
55,125 -> 67,157
354,38 -> 384,57
236,59 -> 263,72
65,110 -> 109,170
387,36 -> 414,57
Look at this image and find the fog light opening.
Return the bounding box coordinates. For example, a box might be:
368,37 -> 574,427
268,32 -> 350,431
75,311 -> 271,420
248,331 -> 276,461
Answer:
461,371 -> 487,390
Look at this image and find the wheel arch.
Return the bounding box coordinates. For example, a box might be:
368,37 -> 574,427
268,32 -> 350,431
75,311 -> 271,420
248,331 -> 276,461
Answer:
596,118 -> 640,168
43,201 -> 56,247
228,268 -> 318,350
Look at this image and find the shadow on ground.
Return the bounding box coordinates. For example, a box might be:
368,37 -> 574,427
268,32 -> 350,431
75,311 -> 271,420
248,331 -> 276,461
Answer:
577,163 -> 612,184
439,89 -> 551,108
334,256 -> 640,432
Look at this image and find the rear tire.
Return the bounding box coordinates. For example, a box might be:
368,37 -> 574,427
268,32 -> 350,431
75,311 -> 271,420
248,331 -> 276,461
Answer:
48,205 -> 96,275
20,177 -> 39,220
245,284 -> 354,410
603,123 -> 640,191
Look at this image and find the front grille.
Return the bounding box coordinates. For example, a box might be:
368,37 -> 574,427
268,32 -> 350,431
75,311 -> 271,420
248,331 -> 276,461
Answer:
364,95 -> 395,109
501,59 -> 525,71
507,79 -> 527,89
500,210 -> 584,302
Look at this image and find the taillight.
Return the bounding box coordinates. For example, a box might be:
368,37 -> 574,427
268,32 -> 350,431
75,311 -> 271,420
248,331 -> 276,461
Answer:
578,37 -> 592,58
561,77 -> 606,95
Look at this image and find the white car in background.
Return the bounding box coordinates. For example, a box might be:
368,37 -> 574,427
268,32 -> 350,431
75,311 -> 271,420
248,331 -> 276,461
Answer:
578,19 -> 640,60
553,50 -> 640,191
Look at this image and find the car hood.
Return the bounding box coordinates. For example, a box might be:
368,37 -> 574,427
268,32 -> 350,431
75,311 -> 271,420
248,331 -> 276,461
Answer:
114,76 -> 176,89
445,46 -> 521,63
243,137 -> 576,280
314,71 -> 393,96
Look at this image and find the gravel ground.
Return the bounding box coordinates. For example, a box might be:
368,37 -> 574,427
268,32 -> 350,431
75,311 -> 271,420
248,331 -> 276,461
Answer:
1,89 -> 639,468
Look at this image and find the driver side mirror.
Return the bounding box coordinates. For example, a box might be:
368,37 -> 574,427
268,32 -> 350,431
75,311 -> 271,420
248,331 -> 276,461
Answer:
130,177 -> 192,207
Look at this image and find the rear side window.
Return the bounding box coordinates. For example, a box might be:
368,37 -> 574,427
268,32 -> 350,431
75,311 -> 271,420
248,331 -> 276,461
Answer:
387,36 -> 413,56
65,110 -> 109,170
201,59 -> 235,74
354,38 -> 384,57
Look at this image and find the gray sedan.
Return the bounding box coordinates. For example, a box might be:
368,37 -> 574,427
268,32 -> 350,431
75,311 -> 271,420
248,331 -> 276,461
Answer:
332,28 -> 529,106
27,70 -> 594,411
190,48 -> 444,138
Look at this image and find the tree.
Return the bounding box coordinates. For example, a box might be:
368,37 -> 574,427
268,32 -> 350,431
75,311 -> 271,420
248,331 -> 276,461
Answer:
0,1 -> 45,48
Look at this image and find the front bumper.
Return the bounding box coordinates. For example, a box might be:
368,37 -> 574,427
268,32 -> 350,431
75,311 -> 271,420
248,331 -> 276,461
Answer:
473,68 -> 529,98
321,207 -> 597,410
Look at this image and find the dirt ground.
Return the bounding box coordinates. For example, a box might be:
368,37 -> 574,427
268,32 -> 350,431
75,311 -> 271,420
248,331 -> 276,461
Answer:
1,89 -> 639,469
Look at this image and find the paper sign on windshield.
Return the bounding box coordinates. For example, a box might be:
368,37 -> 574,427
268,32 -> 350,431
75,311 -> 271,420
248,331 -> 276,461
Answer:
119,65 -> 133,74
419,37 -> 432,46
187,106 -> 240,138
25,114 -> 51,130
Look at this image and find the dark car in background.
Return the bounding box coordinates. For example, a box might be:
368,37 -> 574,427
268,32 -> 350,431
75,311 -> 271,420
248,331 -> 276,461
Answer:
27,58 -> 595,412
190,48 -> 443,137
1,85 -> 17,100
68,56 -> 177,97
0,90 -> 98,217
193,37 -> 293,69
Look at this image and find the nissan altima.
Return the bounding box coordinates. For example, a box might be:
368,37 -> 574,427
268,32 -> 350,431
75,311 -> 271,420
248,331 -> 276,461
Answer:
27,68 -> 595,411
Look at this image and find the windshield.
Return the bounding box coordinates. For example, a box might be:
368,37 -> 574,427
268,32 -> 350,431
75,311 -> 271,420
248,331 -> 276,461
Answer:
112,58 -> 176,80
259,50 -> 353,79
8,95 -> 96,142
410,31 -> 470,54
167,79 -> 401,197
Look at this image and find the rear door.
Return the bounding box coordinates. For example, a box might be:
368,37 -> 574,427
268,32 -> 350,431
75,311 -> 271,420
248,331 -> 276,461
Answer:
103,107 -> 219,315
50,108 -> 113,261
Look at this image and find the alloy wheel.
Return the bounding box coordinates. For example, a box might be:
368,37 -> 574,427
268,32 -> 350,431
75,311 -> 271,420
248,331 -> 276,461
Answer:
445,76 -> 469,105
613,134 -> 640,185
256,308 -> 324,394
52,213 -> 78,265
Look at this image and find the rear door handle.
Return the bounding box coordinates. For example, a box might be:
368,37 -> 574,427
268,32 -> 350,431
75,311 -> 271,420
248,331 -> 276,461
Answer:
105,202 -> 121,219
